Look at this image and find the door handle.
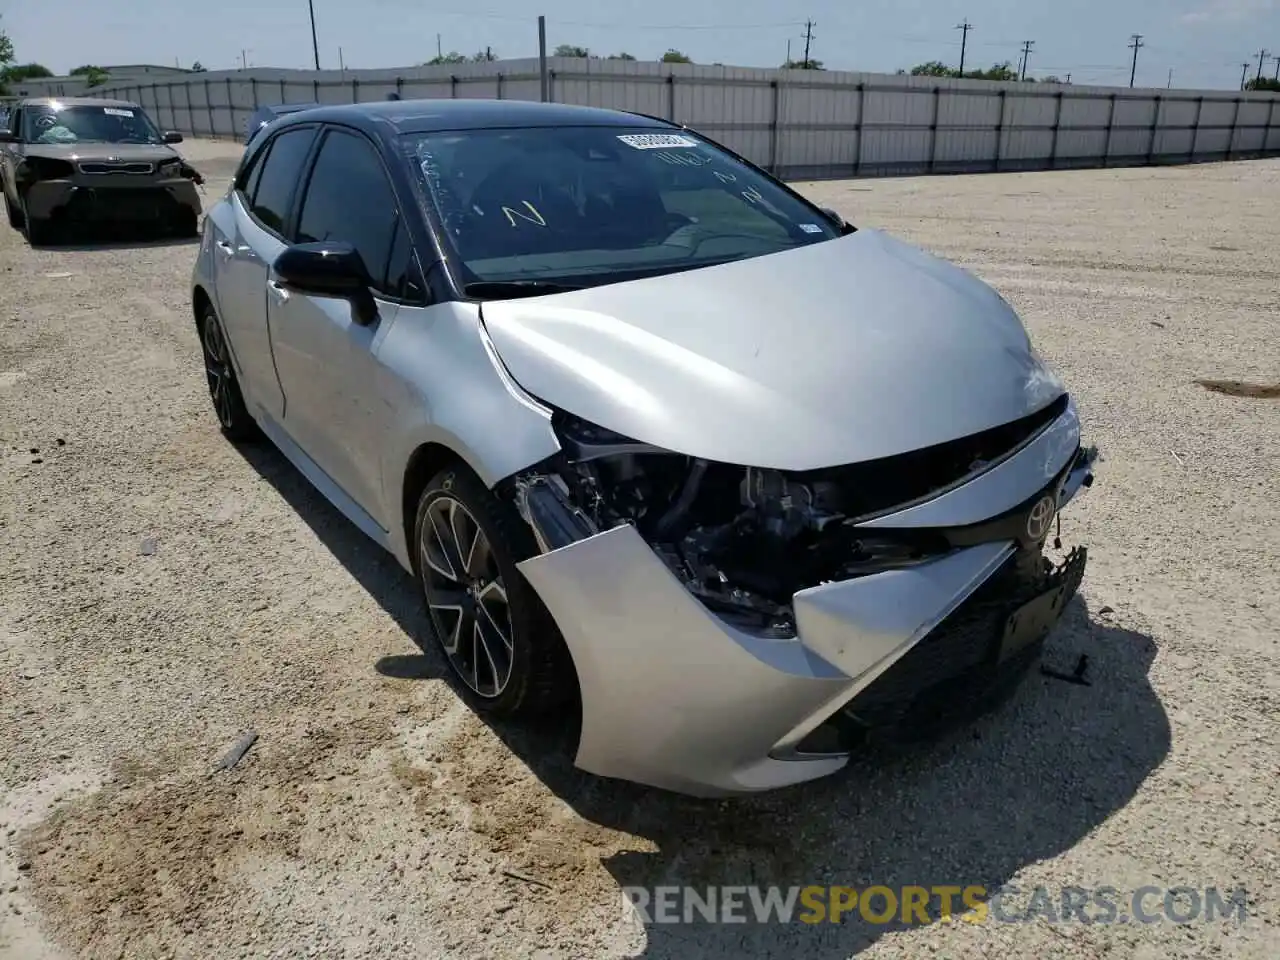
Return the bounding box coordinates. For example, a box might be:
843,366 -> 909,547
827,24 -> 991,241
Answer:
215,239 -> 234,257
267,280 -> 290,303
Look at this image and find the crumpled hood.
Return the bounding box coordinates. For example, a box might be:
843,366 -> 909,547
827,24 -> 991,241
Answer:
22,142 -> 179,163
481,229 -> 1067,471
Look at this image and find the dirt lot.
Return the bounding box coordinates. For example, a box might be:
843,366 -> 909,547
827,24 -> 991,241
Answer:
1,140 -> 1278,960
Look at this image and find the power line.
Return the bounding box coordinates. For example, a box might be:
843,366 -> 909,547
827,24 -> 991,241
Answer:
1018,39 -> 1034,80
955,19 -> 973,75
1128,34 -> 1144,88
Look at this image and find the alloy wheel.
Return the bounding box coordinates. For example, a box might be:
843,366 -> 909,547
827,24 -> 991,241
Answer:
418,495 -> 515,698
202,314 -> 235,429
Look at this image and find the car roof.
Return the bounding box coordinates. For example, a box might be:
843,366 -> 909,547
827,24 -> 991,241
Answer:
272,99 -> 674,136
20,96 -> 142,110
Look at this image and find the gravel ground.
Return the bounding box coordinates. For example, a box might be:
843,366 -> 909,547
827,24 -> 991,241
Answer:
1,140 -> 1278,960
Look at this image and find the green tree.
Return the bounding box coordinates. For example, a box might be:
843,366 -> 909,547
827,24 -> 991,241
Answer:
553,44 -> 590,58
69,64 -> 110,87
661,49 -> 692,64
191,61 -> 207,72
0,17 -> 14,94
5,62 -> 52,81
1245,76 -> 1280,92
427,51 -> 467,65
967,62 -> 1019,81
608,52 -> 637,60
471,49 -> 496,62
782,58 -> 824,70
910,61 -> 956,77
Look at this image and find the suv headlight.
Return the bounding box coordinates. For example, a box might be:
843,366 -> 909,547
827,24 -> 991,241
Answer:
158,158 -> 183,177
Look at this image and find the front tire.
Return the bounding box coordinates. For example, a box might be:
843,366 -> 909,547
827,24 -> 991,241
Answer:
413,466 -> 573,718
22,200 -> 53,247
4,190 -> 21,230
198,304 -> 260,442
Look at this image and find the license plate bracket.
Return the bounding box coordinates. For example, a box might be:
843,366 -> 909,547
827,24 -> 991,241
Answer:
998,585 -> 1066,662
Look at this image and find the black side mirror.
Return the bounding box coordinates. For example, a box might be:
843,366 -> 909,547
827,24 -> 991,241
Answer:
820,206 -> 845,226
163,131 -> 184,144
0,131 -> 14,143
274,242 -> 378,324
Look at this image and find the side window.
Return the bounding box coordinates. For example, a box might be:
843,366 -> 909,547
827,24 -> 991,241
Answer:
295,129 -> 408,299
248,128 -> 314,235
10,108 -> 22,139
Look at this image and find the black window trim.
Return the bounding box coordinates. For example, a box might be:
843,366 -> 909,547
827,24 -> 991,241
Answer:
235,123 -> 321,244
290,122 -> 431,307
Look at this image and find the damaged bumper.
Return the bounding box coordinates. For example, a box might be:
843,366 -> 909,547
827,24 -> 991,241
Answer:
515,407 -> 1099,797
23,177 -> 201,226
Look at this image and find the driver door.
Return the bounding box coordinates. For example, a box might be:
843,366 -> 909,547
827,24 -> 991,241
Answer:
267,126 -> 423,526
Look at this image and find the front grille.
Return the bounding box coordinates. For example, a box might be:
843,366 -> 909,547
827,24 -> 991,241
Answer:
78,161 -> 155,175
794,544 -> 1086,754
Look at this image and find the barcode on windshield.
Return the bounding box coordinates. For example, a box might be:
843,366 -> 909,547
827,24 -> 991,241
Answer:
617,134 -> 699,150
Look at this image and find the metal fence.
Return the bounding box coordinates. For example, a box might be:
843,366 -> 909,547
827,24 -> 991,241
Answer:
76,57 -> 1280,180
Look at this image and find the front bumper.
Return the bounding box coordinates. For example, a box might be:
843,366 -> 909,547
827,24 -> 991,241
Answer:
517,411 -> 1098,798
23,177 -> 201,225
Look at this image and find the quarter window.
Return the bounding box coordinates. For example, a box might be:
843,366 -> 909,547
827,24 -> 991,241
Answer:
248,128 -> 314,235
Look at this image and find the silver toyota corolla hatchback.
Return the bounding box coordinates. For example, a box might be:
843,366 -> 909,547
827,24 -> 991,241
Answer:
192,99 -> 1098,797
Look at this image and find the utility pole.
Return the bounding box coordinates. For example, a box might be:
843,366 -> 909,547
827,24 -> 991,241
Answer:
1167,68 -> 1173,88
955,19 -> 973,76
307,0 -> 320,70
1018,40 -> 1034,81
1065,73 -> 1071,83
1241,62 -> 1251,90
437,34 -> 443,59
338,46 -> 344,71
1273,54 -> 1280,81
801,19 -> 816,69
240,49 -> 247,70
1128,34 -> 1144,88
786,39 -> 791,67
537,15 -> 548,102
1255,49 -> 1270,82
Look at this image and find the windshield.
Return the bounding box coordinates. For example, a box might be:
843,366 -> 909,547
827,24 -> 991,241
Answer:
24,103 -> 163,145
404,125 -> 841,288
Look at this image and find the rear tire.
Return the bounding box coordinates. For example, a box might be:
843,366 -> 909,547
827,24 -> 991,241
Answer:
198,303 -> 260,442
413,466 -> 575,719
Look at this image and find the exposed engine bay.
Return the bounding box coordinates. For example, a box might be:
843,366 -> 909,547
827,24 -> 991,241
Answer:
512,412 -> 1074,636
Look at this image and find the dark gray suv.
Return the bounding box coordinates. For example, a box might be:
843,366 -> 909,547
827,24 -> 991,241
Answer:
0,97 -> 204,245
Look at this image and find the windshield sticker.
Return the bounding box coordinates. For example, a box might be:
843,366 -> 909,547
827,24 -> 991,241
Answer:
740,186 -> 764,204
799,223 -> 824,233
502,201 -> 547,228
617,133 -> 699,150
713,171 -> 738,184
103,108 -> 135,118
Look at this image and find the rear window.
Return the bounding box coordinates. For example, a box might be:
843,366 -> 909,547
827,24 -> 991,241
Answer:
404,125 -> 839,287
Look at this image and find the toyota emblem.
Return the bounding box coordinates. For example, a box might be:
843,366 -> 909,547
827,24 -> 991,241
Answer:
1025,495 -> 1057,542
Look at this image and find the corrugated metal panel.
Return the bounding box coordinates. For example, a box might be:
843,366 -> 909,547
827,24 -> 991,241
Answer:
77,60 -> 1277,167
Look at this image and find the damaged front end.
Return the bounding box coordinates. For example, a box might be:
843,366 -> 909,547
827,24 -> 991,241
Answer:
509,397 -> 1098,795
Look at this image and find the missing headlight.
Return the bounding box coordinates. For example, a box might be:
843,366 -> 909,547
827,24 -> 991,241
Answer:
513,412 -> 953,636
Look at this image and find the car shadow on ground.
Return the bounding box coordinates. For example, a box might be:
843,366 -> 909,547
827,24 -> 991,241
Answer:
235,439 -> 1171,959
35,233 -> 200,252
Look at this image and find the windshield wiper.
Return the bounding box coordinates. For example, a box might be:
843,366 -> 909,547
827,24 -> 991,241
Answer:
464,280 -> 583,300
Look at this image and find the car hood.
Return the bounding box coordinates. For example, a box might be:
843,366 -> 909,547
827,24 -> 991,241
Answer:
481,229 -> 1067,471
22,142 -> 179,163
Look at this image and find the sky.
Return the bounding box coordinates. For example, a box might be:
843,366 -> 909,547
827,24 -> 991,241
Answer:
4,0 -> 1280,90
